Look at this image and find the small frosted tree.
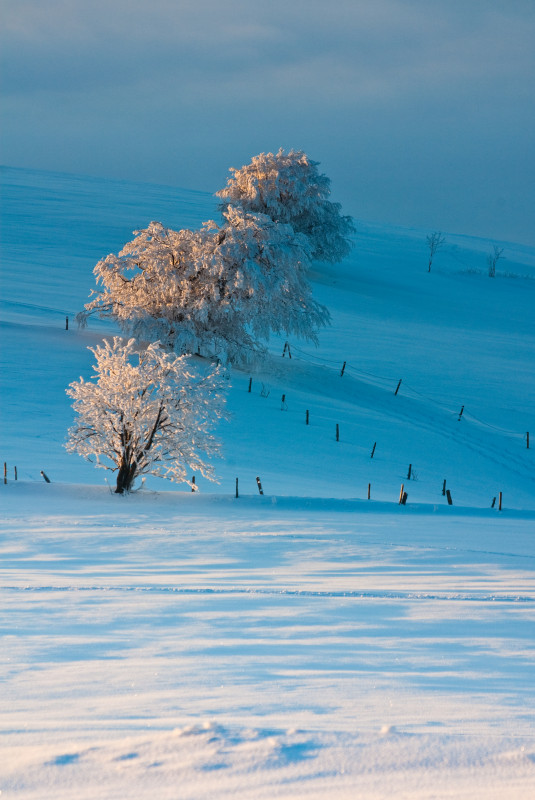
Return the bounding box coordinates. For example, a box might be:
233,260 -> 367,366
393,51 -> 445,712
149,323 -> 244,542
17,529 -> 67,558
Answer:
216,148 -> 355,262
79,208 -> 329,364
426,232 -> 446,272
487,245 -> 504,277
65,337 -> 227,493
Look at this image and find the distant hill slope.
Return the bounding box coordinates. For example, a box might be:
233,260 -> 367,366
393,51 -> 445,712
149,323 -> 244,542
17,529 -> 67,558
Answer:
1,166 -> 534,508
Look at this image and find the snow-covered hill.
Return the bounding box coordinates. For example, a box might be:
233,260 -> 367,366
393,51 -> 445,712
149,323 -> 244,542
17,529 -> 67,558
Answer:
1,166 -> 534,799
1,165 -> 534,507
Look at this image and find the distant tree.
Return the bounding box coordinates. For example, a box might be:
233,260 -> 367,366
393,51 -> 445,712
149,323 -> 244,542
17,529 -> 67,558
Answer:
79,208 -> 330,365
426,232 -> 446,272
487,244 -> 504,278
216,149 -> 355,263
65,337 -> 227,494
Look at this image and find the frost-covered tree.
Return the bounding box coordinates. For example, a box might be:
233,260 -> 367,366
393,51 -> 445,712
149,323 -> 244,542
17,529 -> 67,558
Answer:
65,337 -> 227,493
79,207 -> 330,364
426,231 -> 446,273
216,149 -> 355,263
487,244 -> 504,278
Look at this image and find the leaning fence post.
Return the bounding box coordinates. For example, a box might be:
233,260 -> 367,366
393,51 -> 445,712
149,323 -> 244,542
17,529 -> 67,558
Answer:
446,489 -> 453,505
282,341 -> 292,358
370,442 -> 377,458
40,470 -> 51,483
394,379 -> 402,396
256,476 -> 264,495
340,361 -> 346,377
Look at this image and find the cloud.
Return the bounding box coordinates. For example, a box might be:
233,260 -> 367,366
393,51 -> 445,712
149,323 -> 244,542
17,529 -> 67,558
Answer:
1,0 -> 534,244
2,0 -> 532,98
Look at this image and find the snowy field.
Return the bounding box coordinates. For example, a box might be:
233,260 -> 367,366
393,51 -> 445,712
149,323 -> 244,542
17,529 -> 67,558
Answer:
1,166 -> 535,797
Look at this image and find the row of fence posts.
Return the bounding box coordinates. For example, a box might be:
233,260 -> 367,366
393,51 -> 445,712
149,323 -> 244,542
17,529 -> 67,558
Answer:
4,460 -> 505,509
232,473 -> 504,509
245,368 -> 515,507
277,348 -> 531,448
3,463 -> 51,484
242,476 -> 505,509
4,463 -> 17,483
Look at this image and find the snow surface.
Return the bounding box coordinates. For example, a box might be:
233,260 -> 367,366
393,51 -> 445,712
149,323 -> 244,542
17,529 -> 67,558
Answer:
1,166 -> 534,798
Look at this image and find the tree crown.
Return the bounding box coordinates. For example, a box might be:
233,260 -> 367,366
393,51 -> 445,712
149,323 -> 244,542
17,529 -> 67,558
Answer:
66,337 -> 227,492
216,148 -> 355,262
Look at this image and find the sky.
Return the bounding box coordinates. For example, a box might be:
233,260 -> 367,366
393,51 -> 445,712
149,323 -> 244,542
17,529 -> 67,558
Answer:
1,0 -> 534,246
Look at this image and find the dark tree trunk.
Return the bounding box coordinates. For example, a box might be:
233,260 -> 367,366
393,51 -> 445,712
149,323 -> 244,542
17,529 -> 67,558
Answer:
115,424 -> 140,494
115,459 -> 137,494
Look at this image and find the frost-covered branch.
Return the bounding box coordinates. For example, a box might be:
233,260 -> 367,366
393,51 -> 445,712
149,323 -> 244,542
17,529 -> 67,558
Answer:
80,210 -> 330,365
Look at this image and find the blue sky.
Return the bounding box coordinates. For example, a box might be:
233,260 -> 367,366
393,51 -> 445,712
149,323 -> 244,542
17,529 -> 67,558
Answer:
1,0 -> 534,245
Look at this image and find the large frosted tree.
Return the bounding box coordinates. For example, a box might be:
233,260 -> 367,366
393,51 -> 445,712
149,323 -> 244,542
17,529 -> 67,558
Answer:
65,337 -> 227,493
79,207 -> 330,364
216,148 -> 355,263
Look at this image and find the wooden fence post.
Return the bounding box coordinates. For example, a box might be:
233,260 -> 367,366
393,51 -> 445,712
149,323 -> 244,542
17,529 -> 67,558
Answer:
498,491 -> 502,511
407,464 -> 412,480
340,361 -> 346,377
458,405 -> 464,421
282,342 -> 292,358
191,475 -> 196,492
491,497 -> 496,508
248,377 -> 252,393
367,483 -> 371,500
235,477 -> 239,498
371,442 -> 377,458
446,489 -> 453,505
398,483 -> 405,504
442,479 -> 446,496
65,316 -> 69,330
3,462 -> 6,485
256,476 -> 264,495
527,432 -> 530,449
336,424 -> 340,442
394,379 -> 402,396
14,466 -> 17,481
40,470 -> 51,483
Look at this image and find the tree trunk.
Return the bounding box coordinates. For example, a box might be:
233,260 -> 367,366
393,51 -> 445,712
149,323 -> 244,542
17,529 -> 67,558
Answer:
115,459 -> 137,494
115,426 -> 138,494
